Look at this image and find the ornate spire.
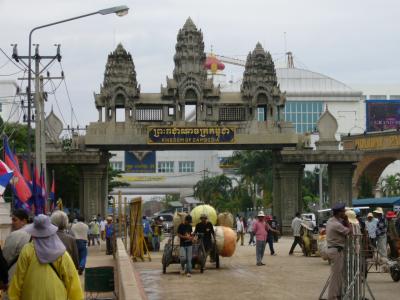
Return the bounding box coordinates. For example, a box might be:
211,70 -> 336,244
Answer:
96,43 -> 140,110
102,43 -> 139,94
241,42 -> 279,101
162,18 -> 219,101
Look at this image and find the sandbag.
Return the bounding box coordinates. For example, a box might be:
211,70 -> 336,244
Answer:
214,226 -> 236,257
190,205 -> 217,226
217,212 -> 234,228
173,212 -> 187,233
318,233 -> 329,261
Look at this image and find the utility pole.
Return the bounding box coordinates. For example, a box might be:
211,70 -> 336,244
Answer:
13,44 -> 63,200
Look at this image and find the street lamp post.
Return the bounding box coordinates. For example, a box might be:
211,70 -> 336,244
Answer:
25,5 -> 129,170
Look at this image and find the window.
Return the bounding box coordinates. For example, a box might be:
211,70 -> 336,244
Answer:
158,161 -> 174,173
206,106 -> 213,116
283,101 -> 323,133
168,106 -> 175,116
136,106 -> 163,121
179,161 -> 194,173
110,161 -> 123,171
257,106 -> 266,121
219,107 -> 246,121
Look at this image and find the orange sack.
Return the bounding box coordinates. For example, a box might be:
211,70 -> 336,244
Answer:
214,226 -> 236,257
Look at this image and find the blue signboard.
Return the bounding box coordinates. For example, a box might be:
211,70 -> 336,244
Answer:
366,100 -> 400,132
125,151 -> 156,173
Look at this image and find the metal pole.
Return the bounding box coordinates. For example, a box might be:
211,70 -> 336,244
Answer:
319,164 -> 323,209
118,191 -> 122,238
34,49 -> 41,171
124,196 -> 127,249
39,75 -> 47,200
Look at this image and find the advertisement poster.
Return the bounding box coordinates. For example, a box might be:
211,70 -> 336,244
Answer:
366,100 -> 400,132
125,151 -> 156,173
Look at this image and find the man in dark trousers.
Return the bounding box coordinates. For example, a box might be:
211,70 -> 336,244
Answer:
178,215 -> 194,277
194,213 -> 215,254
326,203 -> 350,300
289,212 -> 303,255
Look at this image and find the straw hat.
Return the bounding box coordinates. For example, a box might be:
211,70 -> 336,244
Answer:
345,210 -> 359,225
367,212 -> 373,218
386,211 -> 396,219
24,214 -> 58,238
257,211 -> 265,217
373,207 -> 384,214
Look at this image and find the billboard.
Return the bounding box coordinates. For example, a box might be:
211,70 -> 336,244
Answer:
366,100 -> 400,132
125,151 -> 156,173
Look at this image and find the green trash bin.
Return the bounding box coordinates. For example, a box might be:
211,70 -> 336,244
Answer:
84,266 -> 115,294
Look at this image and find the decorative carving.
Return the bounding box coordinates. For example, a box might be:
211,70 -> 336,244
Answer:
94,43 -> 140,121
316,106 -> 339,150
161,17 -> 220,102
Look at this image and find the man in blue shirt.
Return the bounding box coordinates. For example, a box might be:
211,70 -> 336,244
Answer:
105,217 -> 114,255
374,207 -> 387,260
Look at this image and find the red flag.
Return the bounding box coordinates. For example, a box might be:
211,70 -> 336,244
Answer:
22,160 -> 31,183
3,137 -> 32,202
13,154 -> 20,171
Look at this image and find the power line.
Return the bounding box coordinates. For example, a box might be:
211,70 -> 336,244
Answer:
0,69 -> 24,77
48,79 -> 69,134
59,62 -> 80,127
0,48 -> 25,71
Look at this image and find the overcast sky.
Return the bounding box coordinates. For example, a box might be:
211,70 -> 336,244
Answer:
1,0 -> 400,128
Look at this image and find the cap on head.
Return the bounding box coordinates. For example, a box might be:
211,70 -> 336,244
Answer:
159,216 -> 164,221
332,203 -> 346,213
367,212 -> 373,218
353,208 -> 361,216
386,211 -> 396,219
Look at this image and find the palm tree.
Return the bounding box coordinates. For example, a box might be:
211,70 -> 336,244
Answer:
380,174 -> 400,196
193,174 -> 232,208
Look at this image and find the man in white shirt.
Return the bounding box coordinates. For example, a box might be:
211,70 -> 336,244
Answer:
289,212 -> 303,255
71,216 -> 89,275
365,212 -> 378,246
236,216 -> 245,246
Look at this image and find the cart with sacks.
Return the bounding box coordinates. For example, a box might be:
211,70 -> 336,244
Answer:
162,231 -> 219,274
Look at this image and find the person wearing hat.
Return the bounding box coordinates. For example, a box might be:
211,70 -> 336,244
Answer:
195,213 -> 215,255
88,217 -> 100,247
8,214 -> 83,300
105,216 -> 114,255
365,212 -> 378,247
386,211 -> 398,259
289,212 -> 303,255
177,215 -> 194,277
252,211 -> 268,266
374,207 -> 388,261
326,203 -> 350,300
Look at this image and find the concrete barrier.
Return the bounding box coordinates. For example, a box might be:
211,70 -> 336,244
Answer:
116,238 -> 147,300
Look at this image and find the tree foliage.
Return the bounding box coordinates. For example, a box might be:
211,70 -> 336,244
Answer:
380,173 -> 400,197
358,174 -> 374,198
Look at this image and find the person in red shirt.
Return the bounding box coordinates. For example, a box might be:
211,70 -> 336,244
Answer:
252,211 -> 267,266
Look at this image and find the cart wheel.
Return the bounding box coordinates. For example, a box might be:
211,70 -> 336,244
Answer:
390,265 -> 400,282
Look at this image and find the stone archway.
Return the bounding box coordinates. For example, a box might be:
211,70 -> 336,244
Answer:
352,152 -> 400,198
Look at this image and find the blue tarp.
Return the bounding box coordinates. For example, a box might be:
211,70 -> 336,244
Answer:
352,197 -> 400,207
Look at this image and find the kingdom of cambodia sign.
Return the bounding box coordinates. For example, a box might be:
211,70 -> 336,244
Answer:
354,134 -> 400,150
148,127 -> 235,144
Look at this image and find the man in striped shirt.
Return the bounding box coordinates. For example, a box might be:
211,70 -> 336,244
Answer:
289,212 -> 303,255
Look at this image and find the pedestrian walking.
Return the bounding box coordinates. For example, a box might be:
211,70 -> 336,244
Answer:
71,216 -> 89,275
8,214 -> 83,300
271,216 -> 280,242
326,203 -> 350,300
247,217 -> 255,246
374,207 -> 388,261
89,217 -> 100,246
105,216 -> 114,255
178,215 -> 194,277
236,216 -> 245,246
100,217 -> 106,240
195,213 -> 215,263
289,212 -> 303,255
253,211 -> 267,266
151,216 -> 163,252
2,209 -> 31,285
50,210 -> 80,270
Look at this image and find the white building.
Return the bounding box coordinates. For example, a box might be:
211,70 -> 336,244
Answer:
0,80 -> 20,123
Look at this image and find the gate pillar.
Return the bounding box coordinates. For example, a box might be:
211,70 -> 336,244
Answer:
79,164 -> 108,220
273,163 -> 304,234
328,163 -> 355,207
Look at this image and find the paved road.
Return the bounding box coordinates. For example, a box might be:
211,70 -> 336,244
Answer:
135,236 -> 399,300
